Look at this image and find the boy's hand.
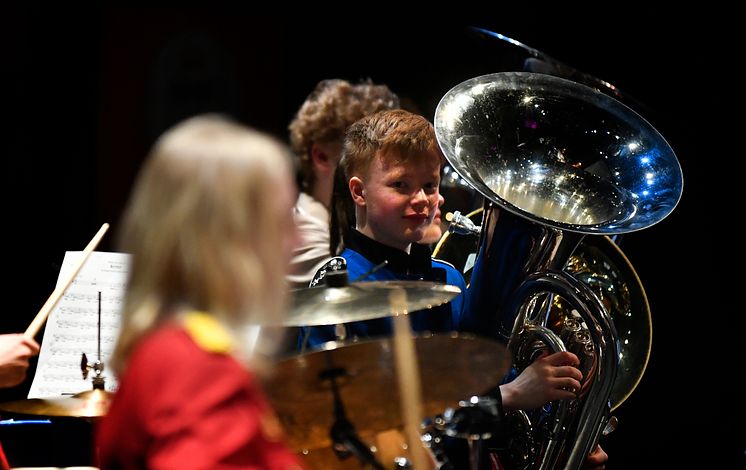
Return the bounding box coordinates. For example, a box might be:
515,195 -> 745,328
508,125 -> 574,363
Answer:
499,351 -> 582,410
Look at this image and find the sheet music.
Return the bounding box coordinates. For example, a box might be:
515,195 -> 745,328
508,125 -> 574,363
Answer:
28,251 -> 130,398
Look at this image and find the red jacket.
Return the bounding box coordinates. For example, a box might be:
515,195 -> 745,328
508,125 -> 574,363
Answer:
96,322 -> 303,470
0,442 -> 9,470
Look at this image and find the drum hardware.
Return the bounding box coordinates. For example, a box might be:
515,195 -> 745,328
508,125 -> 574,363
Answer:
0,389 -> 112,419
324,364 -> 386,469
263,334 -> 510,464
393,456 -> 412,468
442,396 -> 502,441
420,395 -> 507,470
281,276 -> 508,468
0,348 -> 112,421
420,422 -> 455,470
80,352 -> 105,388
300,267 -> 390,349
443,395 -> 504,470
0,274 -> 110,467
1,292 -> 112,419
81,292 -> 106,390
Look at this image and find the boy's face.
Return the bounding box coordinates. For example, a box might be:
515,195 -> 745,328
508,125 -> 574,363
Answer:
352,149 -> 441,251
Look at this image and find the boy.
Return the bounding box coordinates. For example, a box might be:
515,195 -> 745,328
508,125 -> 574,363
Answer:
304,106 -> 590,407
304,109 -> 467,345
303,109 -> 605,468
287,79 -> 399,289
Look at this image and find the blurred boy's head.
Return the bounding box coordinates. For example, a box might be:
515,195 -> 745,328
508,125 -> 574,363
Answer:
289,79 -> 398,207
340,109 -> 443,252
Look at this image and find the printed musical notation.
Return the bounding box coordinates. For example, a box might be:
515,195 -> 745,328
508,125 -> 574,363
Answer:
28,251 -> 130,399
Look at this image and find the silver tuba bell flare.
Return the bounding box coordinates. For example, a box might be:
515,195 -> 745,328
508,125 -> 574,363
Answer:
434,72 -> 683,470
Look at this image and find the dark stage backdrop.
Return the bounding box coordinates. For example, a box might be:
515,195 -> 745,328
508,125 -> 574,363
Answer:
4,7 -> 739,468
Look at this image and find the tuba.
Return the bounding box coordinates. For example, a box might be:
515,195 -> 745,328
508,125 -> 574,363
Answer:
433,209 -> 651,412
433,72 -> 683,469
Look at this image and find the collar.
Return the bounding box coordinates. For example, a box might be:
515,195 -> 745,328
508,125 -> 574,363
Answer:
347,229 -> 433,278
182,311 -> 234,354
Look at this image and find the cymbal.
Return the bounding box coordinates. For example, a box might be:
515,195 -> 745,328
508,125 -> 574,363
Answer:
263,333 -> 509,451
283,281 -> 461,327
0,389 -> 112,419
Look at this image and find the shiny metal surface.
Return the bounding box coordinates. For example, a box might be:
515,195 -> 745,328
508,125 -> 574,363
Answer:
469,27 -> 635,106
434,213 -> 651,410
0,389 -> 112,419
434,72 -> 682,470
508,271 -> 617,470
434,72 -> 682,234
263,333 -> 509,452
283,281 -> 461,326
564,235 -> 651,410
437,28 -> 656,242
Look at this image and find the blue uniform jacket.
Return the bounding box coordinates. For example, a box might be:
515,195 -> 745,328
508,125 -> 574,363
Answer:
301,230 -> 468,349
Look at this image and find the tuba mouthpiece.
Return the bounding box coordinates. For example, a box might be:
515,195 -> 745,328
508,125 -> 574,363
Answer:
447,211 -> 481,236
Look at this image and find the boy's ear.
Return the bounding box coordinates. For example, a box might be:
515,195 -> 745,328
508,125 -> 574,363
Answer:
310,143 -> 332,169
349,176 -> 366,207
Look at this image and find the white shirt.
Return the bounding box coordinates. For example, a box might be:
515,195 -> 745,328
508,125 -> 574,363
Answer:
287,192 -> 331,289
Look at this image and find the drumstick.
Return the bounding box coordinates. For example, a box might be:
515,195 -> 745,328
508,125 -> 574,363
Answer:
24,223 -> 110,339
391,288 -> 429,469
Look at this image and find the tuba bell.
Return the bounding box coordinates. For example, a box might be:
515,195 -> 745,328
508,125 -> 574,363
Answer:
433,72 -> 683,469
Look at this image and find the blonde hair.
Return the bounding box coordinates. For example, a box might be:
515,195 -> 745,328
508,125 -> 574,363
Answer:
112,115 -> 293,373
289,79 -> 399,191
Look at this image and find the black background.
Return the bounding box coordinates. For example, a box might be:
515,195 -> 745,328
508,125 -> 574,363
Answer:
3,6 -> 740,468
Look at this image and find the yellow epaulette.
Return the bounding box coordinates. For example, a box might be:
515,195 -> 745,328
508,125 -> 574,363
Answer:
183,311 -> 234,354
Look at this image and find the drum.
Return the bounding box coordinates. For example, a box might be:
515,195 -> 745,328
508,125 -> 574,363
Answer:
264,334 -> 510,469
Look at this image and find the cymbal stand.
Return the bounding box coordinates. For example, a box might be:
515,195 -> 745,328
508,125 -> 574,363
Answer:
320,366 -> 385,470
442,395 -> 503,470
81,291 -> 106,390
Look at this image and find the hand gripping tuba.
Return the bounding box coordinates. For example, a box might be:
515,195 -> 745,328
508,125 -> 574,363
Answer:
433,210 -> 651,412
434,72 -> 683,469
